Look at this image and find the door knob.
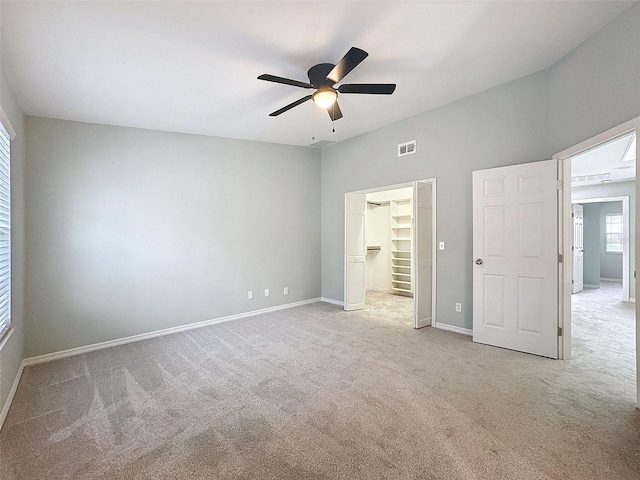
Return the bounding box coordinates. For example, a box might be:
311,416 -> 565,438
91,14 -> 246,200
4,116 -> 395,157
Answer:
475,258 -> 483,265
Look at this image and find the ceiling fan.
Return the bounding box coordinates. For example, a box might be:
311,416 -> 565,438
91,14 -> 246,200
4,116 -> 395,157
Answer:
258,47 -> 396,121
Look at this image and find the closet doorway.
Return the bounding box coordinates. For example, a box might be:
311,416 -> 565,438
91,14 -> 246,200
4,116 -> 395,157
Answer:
344,179 -> 436,329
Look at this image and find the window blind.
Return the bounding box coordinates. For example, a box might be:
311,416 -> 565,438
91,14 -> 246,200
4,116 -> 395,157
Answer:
0,124 -> 10,339
605,213 -> 623,253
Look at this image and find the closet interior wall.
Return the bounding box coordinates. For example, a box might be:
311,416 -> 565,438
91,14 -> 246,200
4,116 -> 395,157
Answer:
365,187 -> 414,297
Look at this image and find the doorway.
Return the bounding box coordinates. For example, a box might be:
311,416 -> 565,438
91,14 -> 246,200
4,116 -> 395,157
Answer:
344,179 -> 437,329
557,118 -> 638,406
571,197 -> 630,299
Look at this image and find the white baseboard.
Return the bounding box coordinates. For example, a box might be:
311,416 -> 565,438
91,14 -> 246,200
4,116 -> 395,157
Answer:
600,278 -> 622,282
0,360 -> 24,431
584,284 -> 600,288
434,322 -> 473,336
23,298 -> 322,367
366,287 -> 392,293
416,317 -> 432,329
320,297 -> 344,307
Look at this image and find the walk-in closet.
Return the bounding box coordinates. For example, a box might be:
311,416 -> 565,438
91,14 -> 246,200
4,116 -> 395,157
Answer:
365,187 -> 414,297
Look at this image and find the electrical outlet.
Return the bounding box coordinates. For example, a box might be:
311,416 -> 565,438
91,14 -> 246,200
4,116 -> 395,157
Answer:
455,303 -> 462,313
284,287 -> 289,295
264,288 -> 270,297
248,291 -> 253,300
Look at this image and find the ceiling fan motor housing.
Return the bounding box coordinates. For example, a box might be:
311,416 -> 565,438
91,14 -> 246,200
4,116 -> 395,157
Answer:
307,63 -> 336,88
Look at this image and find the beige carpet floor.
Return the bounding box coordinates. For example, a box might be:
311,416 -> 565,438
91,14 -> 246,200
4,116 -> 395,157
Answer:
1,288 -> 638,479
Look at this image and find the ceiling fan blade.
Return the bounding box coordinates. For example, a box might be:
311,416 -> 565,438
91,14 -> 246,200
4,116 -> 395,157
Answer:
258,74 -> 313,89
327,47 -> 368,84
338,84 -> 396,95
269,95 -> 313,116
327,101 -> 343,121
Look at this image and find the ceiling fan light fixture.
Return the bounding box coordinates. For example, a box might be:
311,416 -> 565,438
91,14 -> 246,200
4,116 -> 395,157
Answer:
313,89 -> 337,109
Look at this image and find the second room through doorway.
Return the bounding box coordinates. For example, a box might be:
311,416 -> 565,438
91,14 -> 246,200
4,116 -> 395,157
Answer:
365,186 -> 414,326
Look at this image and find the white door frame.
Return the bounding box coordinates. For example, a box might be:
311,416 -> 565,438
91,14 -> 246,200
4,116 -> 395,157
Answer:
344,179 -> 437,328
554,115 -> 639,407
571,196 -> 630,300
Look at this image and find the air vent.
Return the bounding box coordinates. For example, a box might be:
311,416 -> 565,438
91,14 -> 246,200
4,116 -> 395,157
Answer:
398,140 -> 416,157
309,140 -> 336,148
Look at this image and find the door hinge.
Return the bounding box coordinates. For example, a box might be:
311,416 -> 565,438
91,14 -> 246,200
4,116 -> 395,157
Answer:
571,280 -> 574,284
557,180 -> 562,190
558,253 -> 563,263
558,326 -> 563,337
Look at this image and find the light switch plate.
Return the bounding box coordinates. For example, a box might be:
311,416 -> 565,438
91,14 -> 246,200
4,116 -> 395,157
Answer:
264,288 -> 270,297
439,242 -> 445,250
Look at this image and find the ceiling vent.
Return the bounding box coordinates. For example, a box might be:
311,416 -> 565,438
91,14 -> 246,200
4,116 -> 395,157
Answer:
398,140 -> 416,157
309,140 -> 336,148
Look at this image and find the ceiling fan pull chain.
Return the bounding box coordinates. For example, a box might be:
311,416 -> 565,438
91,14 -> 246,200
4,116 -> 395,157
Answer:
311,102 -> 316,140
332,104 -> 335,133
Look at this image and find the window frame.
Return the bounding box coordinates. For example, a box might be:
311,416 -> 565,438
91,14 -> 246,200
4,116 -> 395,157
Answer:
604,212 -> 624,254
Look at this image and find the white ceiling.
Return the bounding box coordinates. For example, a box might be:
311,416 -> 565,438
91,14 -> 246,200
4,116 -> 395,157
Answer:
1,1 -> 635,147
571,132 -> 636,186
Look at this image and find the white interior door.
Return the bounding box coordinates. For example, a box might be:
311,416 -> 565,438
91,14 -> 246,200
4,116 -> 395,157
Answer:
572,204 -> 584,294
345,193 -> 366,311
472,159 -> 559,358
414,181 -> 433,328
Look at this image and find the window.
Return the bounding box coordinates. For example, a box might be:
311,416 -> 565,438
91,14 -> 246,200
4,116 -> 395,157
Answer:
0,123 -> 9,339
605,213 -> 623,253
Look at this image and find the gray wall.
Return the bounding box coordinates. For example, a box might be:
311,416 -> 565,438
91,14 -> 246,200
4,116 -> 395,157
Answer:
320,4 -> 640,330
547,5 -> 640,154
573,181 -> 635,295
581,203 -> 601,286
24,117 -> 321,357
0,71 -> 26,417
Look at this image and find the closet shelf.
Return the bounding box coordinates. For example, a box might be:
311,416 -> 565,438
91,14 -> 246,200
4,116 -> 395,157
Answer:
389,197 -> 413,297
367,246 -> 381,251
392,286 -> 412,293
